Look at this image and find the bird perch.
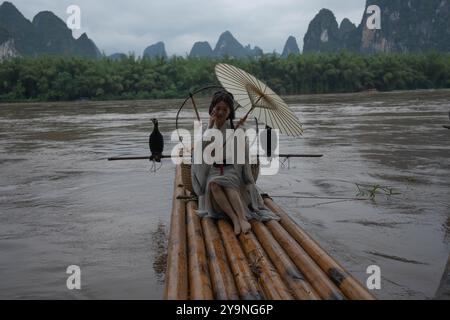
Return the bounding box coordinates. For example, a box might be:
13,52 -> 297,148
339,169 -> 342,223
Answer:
107,154 -> 323,161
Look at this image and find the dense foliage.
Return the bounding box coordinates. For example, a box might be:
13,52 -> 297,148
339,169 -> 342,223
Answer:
1,52 -> 450,102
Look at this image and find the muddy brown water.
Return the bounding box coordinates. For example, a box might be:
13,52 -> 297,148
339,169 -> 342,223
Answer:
0,89 -> 449,299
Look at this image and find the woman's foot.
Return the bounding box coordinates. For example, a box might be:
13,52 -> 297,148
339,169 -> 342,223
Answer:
240,220 -> 251,234
232,220 -> 241,235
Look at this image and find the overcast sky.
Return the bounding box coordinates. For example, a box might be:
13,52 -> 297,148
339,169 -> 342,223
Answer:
11,0 -> 367,56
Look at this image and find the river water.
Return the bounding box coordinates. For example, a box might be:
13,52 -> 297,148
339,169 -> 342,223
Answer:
0,90 -> 449,299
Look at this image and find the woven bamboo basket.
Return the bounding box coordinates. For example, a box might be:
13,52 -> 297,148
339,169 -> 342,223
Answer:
181,163 -> 260,193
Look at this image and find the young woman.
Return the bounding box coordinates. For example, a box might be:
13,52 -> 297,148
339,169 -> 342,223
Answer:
191,90 -> 279,235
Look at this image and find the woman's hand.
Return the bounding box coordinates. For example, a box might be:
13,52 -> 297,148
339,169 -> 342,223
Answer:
237,117 -> 246,128
209,110 -> 217,128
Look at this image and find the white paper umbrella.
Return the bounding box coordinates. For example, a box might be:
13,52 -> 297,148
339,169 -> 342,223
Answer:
215,63 -> 303,137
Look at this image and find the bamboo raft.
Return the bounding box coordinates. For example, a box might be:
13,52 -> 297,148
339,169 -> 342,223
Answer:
164,165 -> 376,300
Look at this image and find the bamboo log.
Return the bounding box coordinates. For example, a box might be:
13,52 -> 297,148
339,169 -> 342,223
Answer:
251,220 -> 320,300
264,197 -> 376,300
202,217 -> 239,300
217,220 -> 263,300
186,200 -> 214,300
239,231 -> 294,300
435,254 -> 450,299
265,220 -> 346,300
163,165 -> 188,300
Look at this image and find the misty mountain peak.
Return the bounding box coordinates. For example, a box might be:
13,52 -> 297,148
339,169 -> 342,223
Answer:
143,41 -> 167,59
281,36 -> 300,57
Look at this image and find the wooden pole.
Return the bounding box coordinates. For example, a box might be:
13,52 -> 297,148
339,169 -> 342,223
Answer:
238,231 -> 294,300
265,220 -> 346,300
277,154 -> 323,158
107,154 -> 322,161
202,218 -> 239,300
186,199 -> 214,300
163,165 -> 188,299
263,197 -> 376,300
217,220 -> 263,300
251,220 -> 320,300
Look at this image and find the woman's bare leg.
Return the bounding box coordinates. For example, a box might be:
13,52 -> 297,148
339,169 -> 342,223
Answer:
209,182 -> 241,235
224,188 -> 251,234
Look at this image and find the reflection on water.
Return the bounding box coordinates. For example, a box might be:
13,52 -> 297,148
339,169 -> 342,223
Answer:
0,90 -> 449,299
151,222 -> 168,284
445,217 -> 450,241
364,251 -> 429,266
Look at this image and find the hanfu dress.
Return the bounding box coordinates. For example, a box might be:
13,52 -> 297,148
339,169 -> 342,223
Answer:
191,120 -> 279,222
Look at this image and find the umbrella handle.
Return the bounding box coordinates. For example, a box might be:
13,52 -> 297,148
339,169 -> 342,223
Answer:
235,106 -> 254,129
236,118 -> 246,129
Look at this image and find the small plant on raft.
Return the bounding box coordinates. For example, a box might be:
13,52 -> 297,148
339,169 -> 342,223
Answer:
355,183 -> 401,201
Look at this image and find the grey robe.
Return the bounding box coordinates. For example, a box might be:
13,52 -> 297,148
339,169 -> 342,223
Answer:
191,121 -> 279,221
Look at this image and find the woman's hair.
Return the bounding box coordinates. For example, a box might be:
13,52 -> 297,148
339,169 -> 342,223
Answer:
209,90 -> 235,129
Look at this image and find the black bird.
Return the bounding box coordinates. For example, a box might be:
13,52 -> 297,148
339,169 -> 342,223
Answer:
149,118 -> 164,162
444,111 -> 450,129
260,125 -> 278,157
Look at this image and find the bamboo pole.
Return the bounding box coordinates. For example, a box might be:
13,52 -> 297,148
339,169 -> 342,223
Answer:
435,254 -> 450,299
264,197 -> 376,300
239,231 -> 294,300
107,154 -> 322,161
265,220 -> 346,300
251,220 -> 320,300
108,155 -> 175,161
202,217 -> 239,300
163,165 -> 188,300
186,200 -> 214,300
217,220 -> 263,300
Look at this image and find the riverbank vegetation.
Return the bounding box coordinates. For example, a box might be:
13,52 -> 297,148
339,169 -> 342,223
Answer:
1,52 -> 449,102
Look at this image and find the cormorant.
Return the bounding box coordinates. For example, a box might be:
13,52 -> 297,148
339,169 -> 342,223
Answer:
149,118 -> 164,162
260,125 -> 277,157
266,125 -> 272,157
444,111 -> 450,129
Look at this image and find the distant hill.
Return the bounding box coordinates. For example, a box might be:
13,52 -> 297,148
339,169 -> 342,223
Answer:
359,0 -> 450,53
189,31 -> 263,59
189,41 -> 213,58
303,9 -> 343,53
108,52 -> 127,60
304,1 -> 450,54
281,36 -> 300,57
143,41 -> 167,59
0,1 -> 100,59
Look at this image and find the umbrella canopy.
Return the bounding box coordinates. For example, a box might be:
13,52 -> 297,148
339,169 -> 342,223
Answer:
215,63 -> 303,137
